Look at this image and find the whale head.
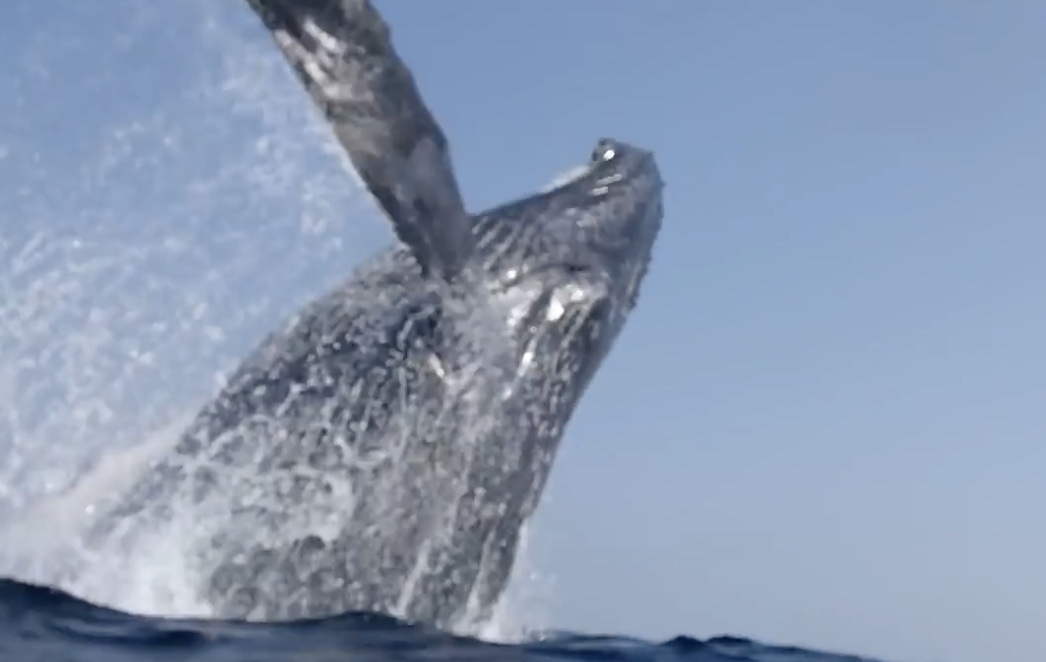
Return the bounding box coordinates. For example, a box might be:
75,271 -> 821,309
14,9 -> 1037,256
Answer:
473,137 -> 664,408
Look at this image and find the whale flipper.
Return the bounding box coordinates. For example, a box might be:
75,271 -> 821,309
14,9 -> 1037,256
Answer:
245,0 -> 473,281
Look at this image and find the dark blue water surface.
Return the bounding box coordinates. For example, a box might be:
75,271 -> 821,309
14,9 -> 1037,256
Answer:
0,578 -> 886,662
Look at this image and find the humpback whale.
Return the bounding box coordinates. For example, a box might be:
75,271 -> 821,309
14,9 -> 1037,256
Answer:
83,0 -> 664,628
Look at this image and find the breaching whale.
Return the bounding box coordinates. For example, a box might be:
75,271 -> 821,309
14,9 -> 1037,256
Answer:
83,0 -> 664,628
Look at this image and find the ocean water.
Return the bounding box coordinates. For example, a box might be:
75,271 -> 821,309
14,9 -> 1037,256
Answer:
0,578 -> 883,662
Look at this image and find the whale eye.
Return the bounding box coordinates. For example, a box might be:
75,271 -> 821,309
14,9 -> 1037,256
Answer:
591,138 -> 616,163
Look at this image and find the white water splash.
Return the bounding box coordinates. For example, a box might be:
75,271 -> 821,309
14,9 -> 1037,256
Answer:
541,164 -> 592,192
474,526 -> 555,642
0,0 -> 550,638
0,0 -> 375,604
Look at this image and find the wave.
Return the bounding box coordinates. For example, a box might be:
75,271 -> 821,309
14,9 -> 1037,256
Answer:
0,578 -> 883,662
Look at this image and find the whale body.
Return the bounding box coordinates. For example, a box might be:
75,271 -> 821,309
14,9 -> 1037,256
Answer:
84,0 -> 664,628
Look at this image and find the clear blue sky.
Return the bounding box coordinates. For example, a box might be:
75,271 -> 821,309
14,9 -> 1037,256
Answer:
1,3 -> 1044,662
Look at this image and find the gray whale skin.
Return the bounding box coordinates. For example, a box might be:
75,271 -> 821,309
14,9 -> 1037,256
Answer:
86,0 -> 664,629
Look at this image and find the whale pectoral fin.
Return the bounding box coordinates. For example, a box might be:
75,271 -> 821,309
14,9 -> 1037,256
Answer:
244,0 -> 474,281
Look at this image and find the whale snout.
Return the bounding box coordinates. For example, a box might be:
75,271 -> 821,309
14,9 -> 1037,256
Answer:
577,138 -> 663,309
592,138 -> 659,182
586,137 -> 663,247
